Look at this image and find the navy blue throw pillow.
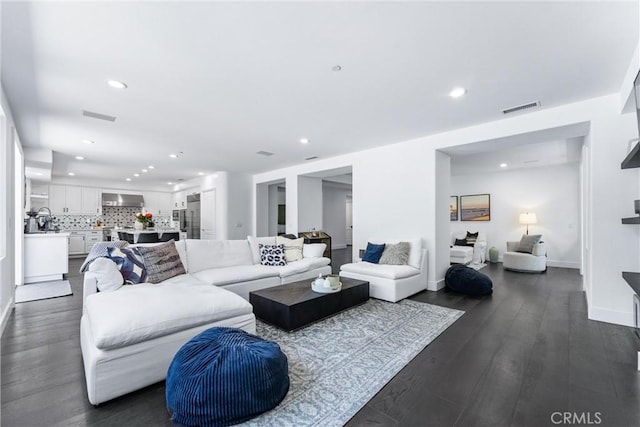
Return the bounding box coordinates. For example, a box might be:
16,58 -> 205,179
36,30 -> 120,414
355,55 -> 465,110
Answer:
362,242 -> 385,264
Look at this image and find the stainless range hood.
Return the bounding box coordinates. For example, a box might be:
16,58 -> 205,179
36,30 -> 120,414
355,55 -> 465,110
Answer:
102,193 -> 145,208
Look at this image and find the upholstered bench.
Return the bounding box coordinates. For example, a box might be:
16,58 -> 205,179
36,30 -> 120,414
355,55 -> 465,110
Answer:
166,327 -> 289,426
445,264 -> 493,295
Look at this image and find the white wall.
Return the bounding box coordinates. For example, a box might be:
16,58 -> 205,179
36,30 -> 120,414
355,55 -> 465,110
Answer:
322,182 -> 351,249
1,84 -> 21,334
297,176 -> 323,233
225,172 -> 252,240
451,163 -> 581,268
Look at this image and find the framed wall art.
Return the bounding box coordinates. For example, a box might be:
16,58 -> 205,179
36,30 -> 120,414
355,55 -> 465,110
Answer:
450,196 -> 458,221
460,194 -> 490,221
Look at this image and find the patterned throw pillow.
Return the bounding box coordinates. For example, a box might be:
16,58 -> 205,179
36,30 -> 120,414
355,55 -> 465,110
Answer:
259,244 -> 287,266
465,231 -> 479,245
135,240 -> 186,284
516,234 -> 542,254
276,236 -> 304,262
107,246 -> 147,284
80,240 -> 129,273
379,242 -> 411,265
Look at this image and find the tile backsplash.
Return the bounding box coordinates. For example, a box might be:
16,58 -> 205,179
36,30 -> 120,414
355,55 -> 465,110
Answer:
53,206 -> 171,230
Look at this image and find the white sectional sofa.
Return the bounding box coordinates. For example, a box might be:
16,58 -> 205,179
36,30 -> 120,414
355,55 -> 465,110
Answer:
81,237 -> 331,404
339,238 -> 427,302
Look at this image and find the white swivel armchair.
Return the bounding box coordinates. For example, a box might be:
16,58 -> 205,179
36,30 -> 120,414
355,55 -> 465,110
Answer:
503,240 -> 547,272
450,231 -> 487,265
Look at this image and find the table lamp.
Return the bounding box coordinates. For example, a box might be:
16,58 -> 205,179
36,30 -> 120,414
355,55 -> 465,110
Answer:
519,212 -> 537,235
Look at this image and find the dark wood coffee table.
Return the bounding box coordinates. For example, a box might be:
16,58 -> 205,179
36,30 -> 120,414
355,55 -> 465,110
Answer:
249,277 -> 369,331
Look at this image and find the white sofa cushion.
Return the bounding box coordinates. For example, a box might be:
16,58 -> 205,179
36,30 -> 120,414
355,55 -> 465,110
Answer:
276,236 -> 304,261
247,236 -> 276,264
88,258 -> 124,292
192,265 -> 279,286
85,280 -> 252,350
265,258 -> 330,278
340,262 -> 420,280
369,238 -> 422,269
185,239 -> 253,273
174,239 -> 188,271
303,243 -> 326,258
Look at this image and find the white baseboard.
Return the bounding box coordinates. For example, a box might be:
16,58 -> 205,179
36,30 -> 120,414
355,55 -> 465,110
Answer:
588,304 -> 634,327
547,260 -> 580,269
1,297 -> 15,336
331,244 -> 347,250
427,278 -> 445,291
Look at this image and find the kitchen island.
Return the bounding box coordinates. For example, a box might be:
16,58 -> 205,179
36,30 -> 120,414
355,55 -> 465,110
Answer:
24,232 -> 70,284
110,229 -> 183,244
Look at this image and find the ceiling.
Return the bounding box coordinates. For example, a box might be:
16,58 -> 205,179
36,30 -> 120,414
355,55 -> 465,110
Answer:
2,2 -> 637,189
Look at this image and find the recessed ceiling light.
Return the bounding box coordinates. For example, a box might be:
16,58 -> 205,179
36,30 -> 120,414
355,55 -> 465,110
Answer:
148,165 -> 155,169
169,154 -> 178,159
167,182 -> 173,185
332,65 -> 342,72
82,139 -> 95,144
75,156 -> 85,160
133,173 -> 140,177
142,169 -> 148,173
198,172 -> 204,176
106,79 -> 128,89
126,178 -> 132,181
500,163 -> 508,168
449,87 -> 467,98
68,172 -> 75,176
300,138 -> 310,144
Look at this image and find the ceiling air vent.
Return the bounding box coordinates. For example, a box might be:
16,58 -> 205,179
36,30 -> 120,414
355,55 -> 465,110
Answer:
501,101 -> 540,115
82,110 -> 117,122
256,151 -> 274,156
305,156 -> 318,161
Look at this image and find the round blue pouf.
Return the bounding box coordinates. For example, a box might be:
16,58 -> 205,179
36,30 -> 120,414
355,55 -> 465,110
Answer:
445,264 -> 493,295
166,327 -> 289,427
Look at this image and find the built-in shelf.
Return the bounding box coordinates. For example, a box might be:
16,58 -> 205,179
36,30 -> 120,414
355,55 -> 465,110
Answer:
622,271 -> 640,295
622,217 -> 640,224
622,140 -> 640,169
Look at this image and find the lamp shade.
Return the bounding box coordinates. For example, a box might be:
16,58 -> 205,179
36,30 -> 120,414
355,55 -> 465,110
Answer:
519,212 -> 537,225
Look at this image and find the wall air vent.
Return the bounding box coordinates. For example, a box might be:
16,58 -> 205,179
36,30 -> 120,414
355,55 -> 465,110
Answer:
256,151 -> 275,156
501,101 -> 540,115
305,156 -> 318,161
82,110 -> 117,122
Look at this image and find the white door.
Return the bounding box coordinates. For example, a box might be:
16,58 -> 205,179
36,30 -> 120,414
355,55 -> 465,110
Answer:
201,189 -> 216,240
345,196 -> 353,245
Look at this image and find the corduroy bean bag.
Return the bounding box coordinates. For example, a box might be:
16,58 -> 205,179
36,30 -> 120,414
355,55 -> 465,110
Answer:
166,327 -> 289,426
445,264 -> 493,295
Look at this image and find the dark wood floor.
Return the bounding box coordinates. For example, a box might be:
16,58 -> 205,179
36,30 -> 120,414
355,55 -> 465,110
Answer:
2,253 -> 639,426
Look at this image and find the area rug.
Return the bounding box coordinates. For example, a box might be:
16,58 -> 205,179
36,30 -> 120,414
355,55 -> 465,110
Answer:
468,262 -> 487,271
243,299 -> 464,426
15,280 -> 72,303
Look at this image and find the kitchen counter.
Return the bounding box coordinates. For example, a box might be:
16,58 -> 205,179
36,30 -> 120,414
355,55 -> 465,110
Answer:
111,229 -> 183,243
24,232 -> 69,284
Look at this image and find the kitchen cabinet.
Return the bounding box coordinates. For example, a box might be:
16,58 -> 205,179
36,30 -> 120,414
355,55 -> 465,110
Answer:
68,231 -> 86,255
24,233 -> 69,284
85,230 -> 103,252
143,192 -> 172,216
82,187 -> 101,215
50,185 -> 99,215
157,193 -> 172,215
173,190 -> 188,209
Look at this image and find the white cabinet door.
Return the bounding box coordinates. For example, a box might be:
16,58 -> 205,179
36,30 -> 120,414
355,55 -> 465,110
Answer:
157,193 -> 172,215
82,187 -> 101,215
68,233 -> 86,255
201,189 -> 216,240
143,192 -> 159,215
49,185 -> 67,215
65,186 -> 83,214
